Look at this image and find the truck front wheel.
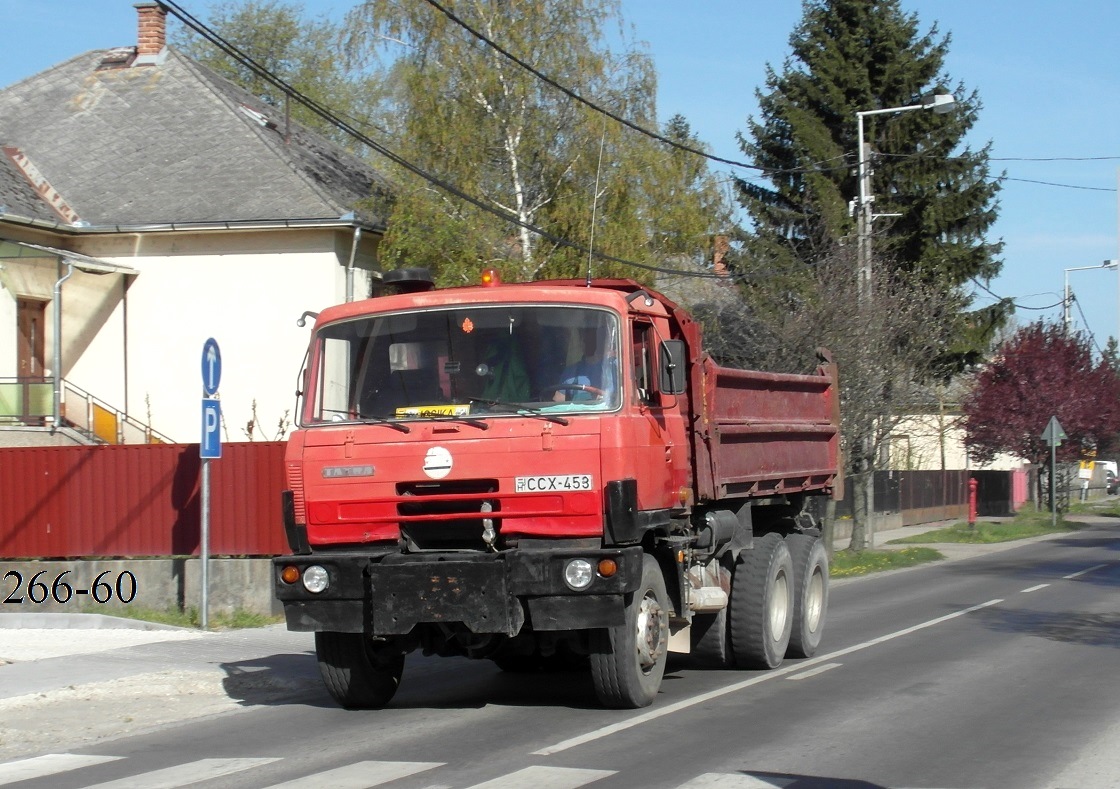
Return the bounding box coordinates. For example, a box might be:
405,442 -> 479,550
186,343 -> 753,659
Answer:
590,554 -> 669,708
785,533 -> 828,658
729,532 -> 794,669
315,631 -> 405,709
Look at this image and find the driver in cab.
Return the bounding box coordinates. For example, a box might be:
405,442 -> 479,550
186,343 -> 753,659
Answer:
553,326 -> 616,403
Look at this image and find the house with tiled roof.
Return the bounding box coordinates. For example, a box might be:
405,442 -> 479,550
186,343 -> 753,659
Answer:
0,1 -> 391,445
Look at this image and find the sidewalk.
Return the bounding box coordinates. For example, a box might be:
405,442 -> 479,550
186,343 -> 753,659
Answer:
0,613 -> 316,700
0,614 -> 319,759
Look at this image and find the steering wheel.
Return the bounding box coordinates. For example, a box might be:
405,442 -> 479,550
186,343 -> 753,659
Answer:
541,382 -> 605,401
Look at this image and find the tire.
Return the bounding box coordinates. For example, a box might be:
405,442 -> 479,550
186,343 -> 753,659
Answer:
729,532 -> 794,669
314,631 -> 405,709
590,554 -> 670,708
784,533 -> 829,659
690,562 -> 732,668
690,609 -> 730,668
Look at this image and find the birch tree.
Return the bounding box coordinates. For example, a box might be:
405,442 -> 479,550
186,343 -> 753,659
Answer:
343,0 -> 729,284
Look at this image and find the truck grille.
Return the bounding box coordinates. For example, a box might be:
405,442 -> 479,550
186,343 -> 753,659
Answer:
396,479 -> 500,550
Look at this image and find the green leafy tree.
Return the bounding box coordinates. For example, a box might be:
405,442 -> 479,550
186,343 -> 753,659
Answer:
171,0 -> 390,148
735,0 -> 1003,352
342,0 -> 731,284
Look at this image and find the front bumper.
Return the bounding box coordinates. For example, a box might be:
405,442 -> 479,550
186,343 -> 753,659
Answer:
274,546 -> 644,636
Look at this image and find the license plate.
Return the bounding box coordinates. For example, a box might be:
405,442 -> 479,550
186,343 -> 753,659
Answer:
514,474 -> 594,492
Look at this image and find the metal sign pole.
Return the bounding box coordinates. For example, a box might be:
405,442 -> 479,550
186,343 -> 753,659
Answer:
1050,440 -> 1057,531
201,457 -> 210,629
199,338 -> 222,631
1040,416 -> 1066,531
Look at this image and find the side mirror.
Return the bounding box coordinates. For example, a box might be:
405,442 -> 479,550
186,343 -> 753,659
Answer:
658,339 -> 687,395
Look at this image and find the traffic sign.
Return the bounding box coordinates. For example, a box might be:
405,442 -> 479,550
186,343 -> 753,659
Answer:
201,397 -> 222,459
202,338 -> 222,396
1040,416 -> 1066,446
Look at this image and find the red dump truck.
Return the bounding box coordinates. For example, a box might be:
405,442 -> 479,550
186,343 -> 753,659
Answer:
274,270 -> 841,709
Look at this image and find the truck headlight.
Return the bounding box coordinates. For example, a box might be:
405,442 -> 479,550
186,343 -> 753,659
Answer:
302,565 -> 330,594
563,559 -> 594,590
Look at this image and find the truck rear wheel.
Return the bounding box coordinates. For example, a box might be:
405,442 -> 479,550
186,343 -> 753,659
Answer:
315,631 -> 405,709
590,554 -> 669,708
785,533 -> 828,658
729,532 -> 793,669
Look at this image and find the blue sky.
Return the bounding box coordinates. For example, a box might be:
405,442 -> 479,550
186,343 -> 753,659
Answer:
3,1 -> 1118,349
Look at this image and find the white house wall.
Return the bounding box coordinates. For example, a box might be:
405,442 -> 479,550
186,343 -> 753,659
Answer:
890,414 -> 1028,471
68,231 -> 373,443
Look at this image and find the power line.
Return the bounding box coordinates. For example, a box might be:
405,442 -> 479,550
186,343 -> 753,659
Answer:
419,0 -> 853,179
970,277 -> 1064,312
993,176 -> 1116,192
160,0 -> 734,282
425,0 -> 1120,193
1072,294 -> 1109,354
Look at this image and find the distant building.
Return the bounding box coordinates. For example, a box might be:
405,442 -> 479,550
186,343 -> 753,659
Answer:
0,2 -> 391,444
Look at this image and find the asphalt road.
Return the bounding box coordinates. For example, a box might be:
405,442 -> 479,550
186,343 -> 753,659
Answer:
5,520 -> 1119,789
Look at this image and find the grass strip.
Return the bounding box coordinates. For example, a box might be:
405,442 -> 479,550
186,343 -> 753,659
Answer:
101,605 -> 283,630
830,547 -> 943,578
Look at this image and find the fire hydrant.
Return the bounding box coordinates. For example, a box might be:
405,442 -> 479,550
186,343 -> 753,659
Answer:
968,477 -> 978,528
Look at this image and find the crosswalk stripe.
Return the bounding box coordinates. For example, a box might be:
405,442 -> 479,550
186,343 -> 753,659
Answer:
464,765 -> 615,789
262,760 -> 443,788
80,757 -> 280,789
675,774 -> 795,788
0,754 -> 124,785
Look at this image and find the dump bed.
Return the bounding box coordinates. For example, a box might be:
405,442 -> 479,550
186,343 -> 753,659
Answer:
690,352 -> 841,504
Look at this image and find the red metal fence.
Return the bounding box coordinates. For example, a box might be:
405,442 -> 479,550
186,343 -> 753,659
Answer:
0,442 -> 288,558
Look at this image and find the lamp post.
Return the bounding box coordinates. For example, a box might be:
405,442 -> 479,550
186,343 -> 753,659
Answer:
855,93 -> 957,300
1063,259 -> 1119,334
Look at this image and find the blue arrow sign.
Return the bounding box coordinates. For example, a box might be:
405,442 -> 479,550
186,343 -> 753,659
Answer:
201,397 -> 222,459
202,338 -> 222,396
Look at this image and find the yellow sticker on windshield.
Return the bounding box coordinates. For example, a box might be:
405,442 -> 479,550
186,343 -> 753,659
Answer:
395,404 -> 472,418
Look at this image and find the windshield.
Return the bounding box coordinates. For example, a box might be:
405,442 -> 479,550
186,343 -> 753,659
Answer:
303,305 -> 621,425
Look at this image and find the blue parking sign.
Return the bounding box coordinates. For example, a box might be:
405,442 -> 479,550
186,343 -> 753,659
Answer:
201,397 -> 221,458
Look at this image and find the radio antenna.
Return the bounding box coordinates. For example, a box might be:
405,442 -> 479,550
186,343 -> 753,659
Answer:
586,122 -> 607,287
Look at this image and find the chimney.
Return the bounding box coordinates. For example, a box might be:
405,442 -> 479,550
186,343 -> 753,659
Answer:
712,234 -> 730,277
134,2 -> 167,60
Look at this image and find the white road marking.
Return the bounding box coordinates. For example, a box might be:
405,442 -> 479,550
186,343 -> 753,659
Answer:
81,757 -> 279,789
676,773 -> 795,787
262,760 -> 443,788
532,599 -> 1004,756
1064,563 -> 1109,579
786,662 -> 843,680
0,754 -> 123,785
464,765 -> 615,788
1020,583 -> 1050,594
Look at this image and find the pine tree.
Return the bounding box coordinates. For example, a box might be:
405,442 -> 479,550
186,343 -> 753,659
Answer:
736,0 -> 1002,295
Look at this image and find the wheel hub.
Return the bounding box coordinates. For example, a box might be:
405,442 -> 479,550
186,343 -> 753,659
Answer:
635,592 -> 666,671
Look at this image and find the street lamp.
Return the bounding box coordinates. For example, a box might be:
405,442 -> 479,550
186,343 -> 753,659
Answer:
1063,259 -> 1119,334
855,93 -> 957,300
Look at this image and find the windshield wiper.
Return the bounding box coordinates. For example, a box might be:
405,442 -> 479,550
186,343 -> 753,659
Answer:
425,415 -> 490,430
469,398 -> 569,426
340,410 -> 410,433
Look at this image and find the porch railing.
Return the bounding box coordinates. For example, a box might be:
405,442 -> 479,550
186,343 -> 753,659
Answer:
0,377 -> 172,445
